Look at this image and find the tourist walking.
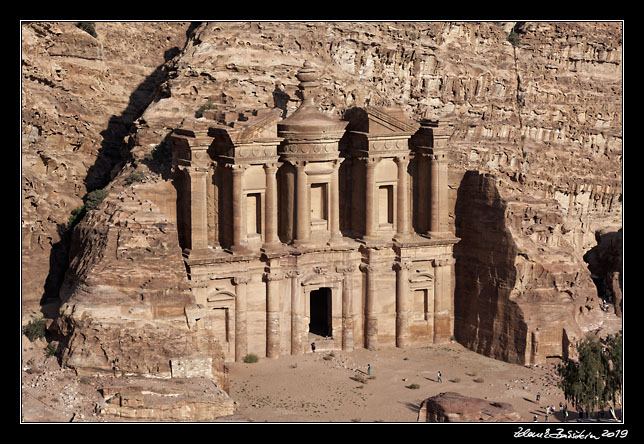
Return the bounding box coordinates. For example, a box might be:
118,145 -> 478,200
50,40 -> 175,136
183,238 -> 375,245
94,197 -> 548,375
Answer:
536,392 -> 541,404
367,364 -> 371,375
437,370 -> 442,383
311,342 -> 316,353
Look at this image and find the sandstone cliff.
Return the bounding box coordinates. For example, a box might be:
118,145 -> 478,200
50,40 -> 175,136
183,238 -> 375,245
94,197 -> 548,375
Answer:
21,21 -> 193,309
22,21 -> 622,383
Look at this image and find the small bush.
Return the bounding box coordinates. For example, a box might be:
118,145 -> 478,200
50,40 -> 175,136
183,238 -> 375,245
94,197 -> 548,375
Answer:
76,22 -> 97,38
473,376 -> 485,383
44,343 -> 56,358
67,205 -> 86,230
125,171 -> 147,185
406,383 -> 421,390
507,31 -> 520,47
451,377 -> 461,383
195,101 -> 216,118
23,318 -> 46,342
84,189 -> 108,211
243,353 -> 259,363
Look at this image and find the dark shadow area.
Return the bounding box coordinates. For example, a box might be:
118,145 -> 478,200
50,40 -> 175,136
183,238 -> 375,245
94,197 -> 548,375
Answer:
401,401 -> 421,413
84,46 -> 181,192
272,85 -> 290,118
41,27 -> 199,310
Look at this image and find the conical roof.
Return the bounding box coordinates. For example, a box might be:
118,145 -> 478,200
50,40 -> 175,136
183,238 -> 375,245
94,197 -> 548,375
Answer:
277,61 -> 348,137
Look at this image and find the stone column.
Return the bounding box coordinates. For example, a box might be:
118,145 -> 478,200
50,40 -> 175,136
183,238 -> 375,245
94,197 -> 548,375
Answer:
360,263 -> 378,350
394,155 -> 411,240
329,159 -> 343,244
363,157 -> 380,241
287,270 -> 304,355
394,261 -> 411,348
429,152 -> 449,235
187,166 -> 209,252
432,258 -> 452,344
263,162 -> 280,249
293,160 -> 311,246
265,271 -> 284,358
230,164 -> 247,252
233,276 -> 250,362
338,265 -> 355,352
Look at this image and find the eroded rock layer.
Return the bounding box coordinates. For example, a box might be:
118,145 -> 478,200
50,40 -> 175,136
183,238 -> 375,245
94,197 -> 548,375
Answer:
22,22 -> 622,389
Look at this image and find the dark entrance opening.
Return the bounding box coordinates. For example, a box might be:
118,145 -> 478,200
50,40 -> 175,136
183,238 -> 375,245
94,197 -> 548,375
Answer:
309,287 -> 332,337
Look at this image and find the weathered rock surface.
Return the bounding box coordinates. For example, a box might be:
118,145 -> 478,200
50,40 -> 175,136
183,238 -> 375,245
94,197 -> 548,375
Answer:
418,391 -> 522,422
21,21 -> 192,308
453,171 -> 621,365
21,22 -> 622,414
98,377 -> 234,421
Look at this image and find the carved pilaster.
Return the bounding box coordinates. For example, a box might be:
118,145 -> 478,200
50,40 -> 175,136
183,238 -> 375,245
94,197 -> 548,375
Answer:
432,257 -> 453,344
394,261 -> 412,348
287,270 -> 304,356
338,264 -> 356,352
394,155 -> 411,240
361,157 -> 381,241
233,275 -> 250,362
263,163 -> 280,248
225,163 -> 249,252
293,160 -> 311,246
264,271 -> 284,359
360,262 -> 378,350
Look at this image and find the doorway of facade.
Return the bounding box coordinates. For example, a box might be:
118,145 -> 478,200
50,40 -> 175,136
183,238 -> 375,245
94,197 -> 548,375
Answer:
309,287 -> 332,337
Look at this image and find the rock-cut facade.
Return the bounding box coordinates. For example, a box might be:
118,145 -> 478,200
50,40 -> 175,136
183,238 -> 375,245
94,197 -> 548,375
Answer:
171,61 -> 459,362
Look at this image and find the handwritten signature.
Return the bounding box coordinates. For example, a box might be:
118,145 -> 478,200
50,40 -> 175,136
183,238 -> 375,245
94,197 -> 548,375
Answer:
514,427 -> 629,439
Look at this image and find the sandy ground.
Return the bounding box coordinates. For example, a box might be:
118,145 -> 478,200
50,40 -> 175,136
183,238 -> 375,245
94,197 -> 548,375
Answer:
21,336 -> 588,423
227,341 -> 570,423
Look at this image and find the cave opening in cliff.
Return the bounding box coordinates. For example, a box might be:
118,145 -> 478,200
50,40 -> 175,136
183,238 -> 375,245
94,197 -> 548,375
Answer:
309,287 -> 332,337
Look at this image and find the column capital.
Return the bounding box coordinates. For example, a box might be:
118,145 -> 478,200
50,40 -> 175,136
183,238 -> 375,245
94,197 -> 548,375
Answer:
359,263 -> 377,273
360,156 -> 381,168
394,155 -> 410,165
263,162 -> 280,173
263,271 -> 285,282
233,275 -> 251,285
393,261 -> 413,271
285,270 -> 301,279
225,163 -> 248,173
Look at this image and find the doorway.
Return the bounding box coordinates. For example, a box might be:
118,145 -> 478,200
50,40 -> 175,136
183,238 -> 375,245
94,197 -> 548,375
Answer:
309,287 -> 332,337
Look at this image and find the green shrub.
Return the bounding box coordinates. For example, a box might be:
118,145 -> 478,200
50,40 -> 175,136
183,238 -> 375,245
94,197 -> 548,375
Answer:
195,101 -> 216,118
126,171 -> 147,185
406,383 -> 420,390
44,343 -> 56,357
76,22 -> 97,38
507,31 -> 520,47
67,205 -> 86,230
84,189 -> 108,211
243,353 -> 259,363
23,318 -> 46,342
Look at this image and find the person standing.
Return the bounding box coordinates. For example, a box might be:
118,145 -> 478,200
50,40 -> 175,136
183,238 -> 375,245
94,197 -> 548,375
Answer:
311,342 -> 316,353
437,370 -> 442,383
367,364 -> 371,375
536,392 -> 541,404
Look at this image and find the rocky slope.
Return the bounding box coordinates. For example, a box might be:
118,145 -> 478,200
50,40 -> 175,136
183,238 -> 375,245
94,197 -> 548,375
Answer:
21,21 -> 193,309
22,22 -> 622,418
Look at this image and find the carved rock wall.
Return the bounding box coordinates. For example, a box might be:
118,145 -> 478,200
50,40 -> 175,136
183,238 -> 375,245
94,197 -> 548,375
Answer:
55,181 -> 229,391
454,172 -> 621,365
